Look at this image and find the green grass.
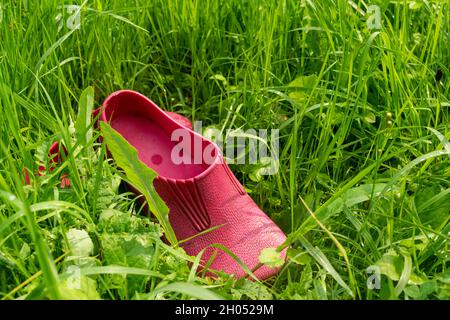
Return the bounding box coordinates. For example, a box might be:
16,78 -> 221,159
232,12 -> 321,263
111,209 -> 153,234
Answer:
0,0 -> 449,300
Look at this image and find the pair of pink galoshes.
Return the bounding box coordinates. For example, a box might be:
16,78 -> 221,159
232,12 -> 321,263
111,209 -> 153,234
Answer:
33,90 -> 287,280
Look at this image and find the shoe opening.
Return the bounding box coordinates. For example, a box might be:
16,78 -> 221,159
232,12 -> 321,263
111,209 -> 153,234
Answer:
101,90 -> 219,180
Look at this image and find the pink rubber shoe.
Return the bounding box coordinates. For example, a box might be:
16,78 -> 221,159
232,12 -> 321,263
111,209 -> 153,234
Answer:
99,90 -> 287,280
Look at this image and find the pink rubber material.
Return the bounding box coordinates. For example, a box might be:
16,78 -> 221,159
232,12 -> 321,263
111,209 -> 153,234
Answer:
100,90 -> 287,280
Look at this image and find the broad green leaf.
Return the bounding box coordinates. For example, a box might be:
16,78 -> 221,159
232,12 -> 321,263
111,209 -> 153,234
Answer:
65,228 -> 94,257
363,111 -> 376,124
287,247 -> 312,265
99,122 -> 177,245
288,74 -> 317,88
97,208 -> 164,295
374,251 -> 425,285
59,275 -> 100,300
100,232 -> 156,293
258,247 -> 284,268
100,233 -> 155,269
287,74 -> 317,103
374,251 -> 404,281
419,281 -> 439,298
75,86 -> 94,146
404,285 -> 421,299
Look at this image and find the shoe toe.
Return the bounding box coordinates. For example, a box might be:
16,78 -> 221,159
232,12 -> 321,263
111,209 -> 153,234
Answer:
182,203 -> 287,280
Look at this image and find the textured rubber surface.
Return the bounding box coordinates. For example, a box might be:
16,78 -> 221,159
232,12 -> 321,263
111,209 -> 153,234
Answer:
100,90 -> 287,279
